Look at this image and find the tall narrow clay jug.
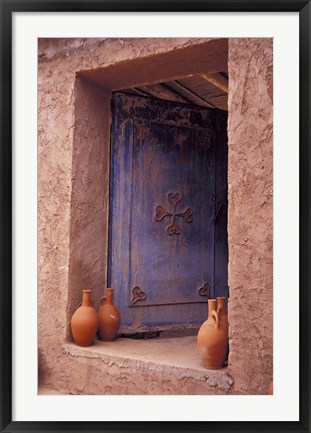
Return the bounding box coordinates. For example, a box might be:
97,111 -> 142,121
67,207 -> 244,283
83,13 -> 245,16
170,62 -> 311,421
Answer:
71,289 -> 98,347
98,288 -> 121,341
197,299 -> 227,369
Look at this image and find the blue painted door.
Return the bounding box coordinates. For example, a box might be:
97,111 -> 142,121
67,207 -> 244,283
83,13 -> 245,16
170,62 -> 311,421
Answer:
109,93 -> 228,333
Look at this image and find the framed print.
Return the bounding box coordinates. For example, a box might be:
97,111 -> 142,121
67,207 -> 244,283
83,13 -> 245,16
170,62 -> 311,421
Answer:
1,1 -> 310,432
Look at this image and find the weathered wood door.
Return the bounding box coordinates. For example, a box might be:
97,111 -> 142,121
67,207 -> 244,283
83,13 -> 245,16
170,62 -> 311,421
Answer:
109,93 -> 228,333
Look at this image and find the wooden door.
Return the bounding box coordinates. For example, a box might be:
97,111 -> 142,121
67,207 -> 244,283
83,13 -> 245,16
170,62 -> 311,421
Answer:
109,93 -> 228,333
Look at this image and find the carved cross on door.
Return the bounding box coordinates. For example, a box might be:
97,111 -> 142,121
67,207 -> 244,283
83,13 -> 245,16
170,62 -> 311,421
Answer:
155,192 -> 193,235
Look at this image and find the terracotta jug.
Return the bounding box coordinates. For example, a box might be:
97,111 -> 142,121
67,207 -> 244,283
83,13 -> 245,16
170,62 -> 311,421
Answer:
197,299 -> 228,369
71,289 -> 98,347
98,288 -> 121,341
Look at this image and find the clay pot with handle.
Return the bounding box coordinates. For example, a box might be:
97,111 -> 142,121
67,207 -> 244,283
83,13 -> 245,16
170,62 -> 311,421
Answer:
70,289 -> 99,347
98,288 -> 121,341
197,299 -> 228,369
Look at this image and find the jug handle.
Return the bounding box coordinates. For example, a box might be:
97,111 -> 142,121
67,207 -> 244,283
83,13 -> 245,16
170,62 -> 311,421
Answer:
212,310 -> 219,327
100,295 -> 106,305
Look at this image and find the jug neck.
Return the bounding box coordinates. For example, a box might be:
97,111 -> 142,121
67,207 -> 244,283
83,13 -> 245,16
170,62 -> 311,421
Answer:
82,290 -> 92,307
208,299 -> 217,317
105,288 -> 114,305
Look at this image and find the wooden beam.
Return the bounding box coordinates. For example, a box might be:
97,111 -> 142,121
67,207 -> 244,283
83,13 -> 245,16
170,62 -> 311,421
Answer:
169,81 -> 216,109
200,73 -> 228,93
131,88 -> 151,97
137,84 -> 190,104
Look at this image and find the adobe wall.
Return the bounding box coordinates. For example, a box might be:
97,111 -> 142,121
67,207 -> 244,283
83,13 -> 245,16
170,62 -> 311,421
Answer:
227,38 -> 273,394
38,37 -> 273,395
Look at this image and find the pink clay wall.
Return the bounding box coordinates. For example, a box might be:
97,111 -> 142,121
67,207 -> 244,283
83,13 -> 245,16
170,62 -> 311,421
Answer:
227,38 -> 273,394
38,37 -> 273,394
66,77 -> 111,339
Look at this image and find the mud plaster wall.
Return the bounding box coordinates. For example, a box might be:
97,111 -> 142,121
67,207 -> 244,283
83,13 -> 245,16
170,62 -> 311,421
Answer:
66,77 -> 111,339
227,38 -> 273,394
38,37 -> 272,395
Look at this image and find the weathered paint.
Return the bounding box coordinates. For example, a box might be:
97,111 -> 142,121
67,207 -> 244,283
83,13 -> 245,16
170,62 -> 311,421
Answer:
109,93 -> 228,332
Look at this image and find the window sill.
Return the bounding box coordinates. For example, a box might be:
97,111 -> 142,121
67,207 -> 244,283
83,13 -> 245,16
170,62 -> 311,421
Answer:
63,333 -> 233,392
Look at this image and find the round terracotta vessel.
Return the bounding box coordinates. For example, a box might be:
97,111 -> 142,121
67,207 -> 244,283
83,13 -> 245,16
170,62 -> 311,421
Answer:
71,290 -> 98,347
98,288 -> 121,341
197,299 -> 228,369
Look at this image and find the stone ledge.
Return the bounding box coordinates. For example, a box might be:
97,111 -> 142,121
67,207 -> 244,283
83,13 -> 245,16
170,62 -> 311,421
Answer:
63,335 -> 233,392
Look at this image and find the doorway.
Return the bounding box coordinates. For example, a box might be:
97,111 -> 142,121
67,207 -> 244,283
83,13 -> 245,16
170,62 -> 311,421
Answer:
108,92 -> 228,333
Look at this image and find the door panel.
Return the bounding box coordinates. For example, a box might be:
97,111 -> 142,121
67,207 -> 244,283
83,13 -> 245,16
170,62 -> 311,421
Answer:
109,93 -> 228,333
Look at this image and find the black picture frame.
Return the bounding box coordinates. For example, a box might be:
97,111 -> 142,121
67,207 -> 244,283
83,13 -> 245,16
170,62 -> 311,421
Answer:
1,1 -> 310,432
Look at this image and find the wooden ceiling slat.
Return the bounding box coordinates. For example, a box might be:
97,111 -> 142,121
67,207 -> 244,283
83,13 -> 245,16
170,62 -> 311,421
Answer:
131,88 -> 151,97
178,78 -> 226,98
200,73 -> 228,93
165,81 -> 216,109
208,95 -> 228,110
200,90 -> 225,99
136,84 -> 190,104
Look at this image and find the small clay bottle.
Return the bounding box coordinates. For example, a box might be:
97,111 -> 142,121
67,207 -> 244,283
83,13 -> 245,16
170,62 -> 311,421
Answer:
98,288 -> 121,341
71,289 -> 98,347
197,299 -> 227,369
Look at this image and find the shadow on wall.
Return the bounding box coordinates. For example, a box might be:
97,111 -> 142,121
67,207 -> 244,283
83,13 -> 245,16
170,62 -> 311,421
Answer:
38,347 -> 50,386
